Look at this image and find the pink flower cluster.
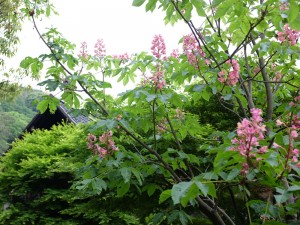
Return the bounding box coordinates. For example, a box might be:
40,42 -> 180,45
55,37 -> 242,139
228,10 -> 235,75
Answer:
289,95 -> 300,107
174,108 -> 185,120
183,34 -> 206,69
150,66 -> 166,90
78,41 -> 89,59
94,38 -> 106,58
277,24 -> 300,46
231,108 -> 267,175
151,34 -> 166,59
113,53 -> 130,63
157,118 -> 168,134
292,148 -> 299,165
170,49 -> 180,59
87,131 -> 118,158
218,59 -> 240,86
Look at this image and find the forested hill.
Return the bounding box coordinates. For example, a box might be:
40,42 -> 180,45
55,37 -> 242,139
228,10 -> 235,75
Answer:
0,89 -> 42,152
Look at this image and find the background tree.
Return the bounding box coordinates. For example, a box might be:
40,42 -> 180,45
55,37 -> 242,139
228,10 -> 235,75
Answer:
0,0 -> 55,100
0,89 -> 41,152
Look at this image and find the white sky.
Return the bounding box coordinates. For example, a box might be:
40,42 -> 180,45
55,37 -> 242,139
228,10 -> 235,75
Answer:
5,0 -> 193,95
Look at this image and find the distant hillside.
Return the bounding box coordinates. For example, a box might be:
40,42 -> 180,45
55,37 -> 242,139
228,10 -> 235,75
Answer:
0,89 -> 42,152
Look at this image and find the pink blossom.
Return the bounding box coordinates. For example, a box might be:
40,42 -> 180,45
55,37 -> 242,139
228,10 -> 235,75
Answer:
277,24 -> 300,46
87,133 -> 97,142
78,41 -> 89,59
183,33 -> 205,69
279,2 -> 289,11
272,142 -> 281,149
276,119 -> 284,126
241,163 -> 249,175
218,59 -> 240,86
273,71 -> 282,82
253,67 -> 260,75
170,49 -> 180,59
113,53 -> 130,62
175,108 -> 185,120
292,156 -> 298,163
151,34 -> 166,59
257,146 -> 268,154
87,130 -> 118,158
291,130 -> 298,138
94,38 -> 106,58
293,149 -> 299,157
231,108 -> 267,174
204,59 -> 211,65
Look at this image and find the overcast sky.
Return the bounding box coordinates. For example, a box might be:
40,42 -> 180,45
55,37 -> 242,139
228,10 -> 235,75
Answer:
6,0 -> 193,94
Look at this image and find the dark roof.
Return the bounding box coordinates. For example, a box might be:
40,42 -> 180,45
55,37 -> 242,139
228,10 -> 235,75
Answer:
3,98 -> 89,153
57,104 -> 89,124
22,102 -> 89,133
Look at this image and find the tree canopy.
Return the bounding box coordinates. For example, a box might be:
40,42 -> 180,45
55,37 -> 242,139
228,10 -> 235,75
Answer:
2,0 -> 300,224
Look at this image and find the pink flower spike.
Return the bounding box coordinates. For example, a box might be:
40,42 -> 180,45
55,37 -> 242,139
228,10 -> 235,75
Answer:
94,38 -> 106,58
78,41 -> 89,59
151,34 -> 166,59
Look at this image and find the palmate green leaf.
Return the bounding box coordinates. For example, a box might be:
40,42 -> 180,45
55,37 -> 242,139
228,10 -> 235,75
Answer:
91,178 -> 107,194
36,96 -> 60,114
132,0 -> 146,7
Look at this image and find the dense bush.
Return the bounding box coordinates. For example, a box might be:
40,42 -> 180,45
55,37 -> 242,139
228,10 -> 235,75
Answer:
0,124 -> 144,224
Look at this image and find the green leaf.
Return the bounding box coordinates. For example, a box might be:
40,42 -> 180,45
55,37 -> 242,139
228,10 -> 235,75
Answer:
91,178 -> 107,194
178,210 -> 191,225
227,168 -> 240,180
145,183 -> 158,196
180,183 -> 199,207
167,210 -> 179,224
195,181 -> 208,196
159,189 -> 171,204
171,181 -> 193,205
120,167 -> 131,183
145,0 -> 157,12
288,1 -> 299,23
131,168 -> 143,185
191,0 -> 206,17
132,0 -> 146,7
214,0 -> 231,18
288,185 -> 300,192
152,212 -> 165,225
289,15 -> 300,30
117,182 -> 130,197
